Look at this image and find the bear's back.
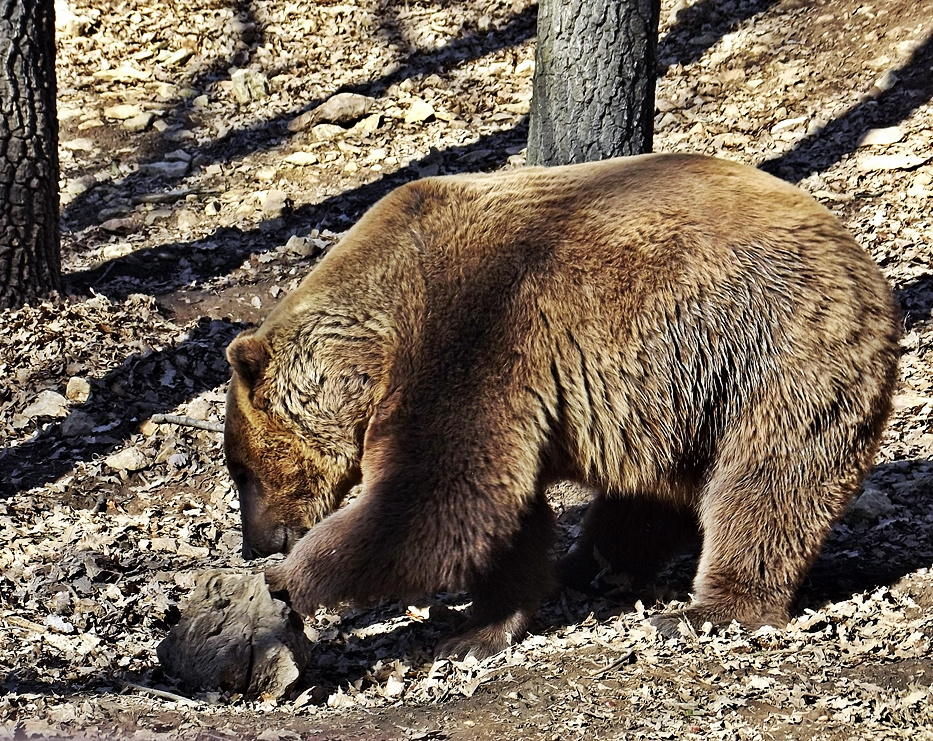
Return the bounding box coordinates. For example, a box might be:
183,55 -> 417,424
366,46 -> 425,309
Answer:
357,155 -> 899,495
262,154 -> 898,499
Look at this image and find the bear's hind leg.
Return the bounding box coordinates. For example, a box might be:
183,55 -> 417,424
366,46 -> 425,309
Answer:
560,493 -> 699,594
437,492 -> 556,659
651,456 -> 864,638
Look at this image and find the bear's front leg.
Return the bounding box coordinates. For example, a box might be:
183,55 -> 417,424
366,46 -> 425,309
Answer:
438,492 -> 556,659
265,487 -> 557,660
263,495 -> 409,616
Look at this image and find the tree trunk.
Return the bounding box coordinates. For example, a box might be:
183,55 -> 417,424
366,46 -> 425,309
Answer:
527,0 -> 661,167
0,0 -> 61,309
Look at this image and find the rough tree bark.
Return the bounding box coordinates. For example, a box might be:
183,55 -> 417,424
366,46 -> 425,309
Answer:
527,0 -> 661,166
0,0 -> 61,309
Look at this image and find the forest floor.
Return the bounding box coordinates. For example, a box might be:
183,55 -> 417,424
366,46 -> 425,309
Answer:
2,0 -> 933,737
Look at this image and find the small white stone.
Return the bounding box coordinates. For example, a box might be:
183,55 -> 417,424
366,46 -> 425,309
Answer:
102,243 -> 133,259
65,376 -> 91,402
63,137 -> 96,151
105,447 -> 149,473
23,390 -> 69,419
164,48 -> 194,66
103,104 -> 142,120
44,614 -> 76,634
857,126 -> 905,147
859,154 -> 930,171
311,123 -> 345,141
123,111 -> 155,133
349,113 -> 381,136
405,97 -> 435,124
284,151 -> 319,166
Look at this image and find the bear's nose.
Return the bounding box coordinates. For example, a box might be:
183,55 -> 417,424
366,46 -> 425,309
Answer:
241,524 -> 291,559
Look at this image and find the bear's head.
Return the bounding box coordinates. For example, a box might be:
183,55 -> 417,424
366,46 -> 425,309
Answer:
224,330 -> 362,559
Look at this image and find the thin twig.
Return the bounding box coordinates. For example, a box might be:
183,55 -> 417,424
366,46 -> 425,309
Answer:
150,414 -> 225,433
589,650 -> 635,678
122,681 -> 199,706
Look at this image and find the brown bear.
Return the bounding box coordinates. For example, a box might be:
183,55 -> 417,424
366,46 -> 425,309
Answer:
224,153 -> 900,658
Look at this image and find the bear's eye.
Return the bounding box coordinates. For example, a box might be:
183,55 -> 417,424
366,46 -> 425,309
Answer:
227,462 -> 251,487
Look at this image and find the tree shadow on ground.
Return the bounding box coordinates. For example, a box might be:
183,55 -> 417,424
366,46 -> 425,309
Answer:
801,458 -> 933,608
895,273 -> 933,329
61,5 -> 536,233
0,317 -> 242,497
761,32 -> 933,182
657,0 -> 780,76
65,120 -> 528,301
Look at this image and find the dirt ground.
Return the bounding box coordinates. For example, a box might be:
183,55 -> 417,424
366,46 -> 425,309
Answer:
1,0 -> 933,737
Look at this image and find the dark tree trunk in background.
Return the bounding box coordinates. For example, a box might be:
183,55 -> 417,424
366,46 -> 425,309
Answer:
527,0 -> 661,166
0,0 -> 61,309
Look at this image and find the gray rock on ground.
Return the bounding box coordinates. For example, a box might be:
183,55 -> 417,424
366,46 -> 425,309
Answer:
288,92 -> 376,131
157,570 -> 313,700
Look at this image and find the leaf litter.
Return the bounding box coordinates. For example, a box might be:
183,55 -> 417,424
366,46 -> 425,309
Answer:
1,0 -> 932,737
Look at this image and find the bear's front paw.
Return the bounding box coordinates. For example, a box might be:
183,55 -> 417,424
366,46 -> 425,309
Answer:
650,601 -> 786,639
264,562 -> 290,599
264,562 -> 317,616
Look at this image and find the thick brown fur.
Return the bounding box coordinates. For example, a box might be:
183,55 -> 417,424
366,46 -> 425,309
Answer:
224,153 -> 900,656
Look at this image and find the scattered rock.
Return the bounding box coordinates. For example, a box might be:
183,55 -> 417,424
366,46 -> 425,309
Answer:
104,447 -> 149,473
311,123 -> 346,141
284,235 -> 318,257
284,151 -> 319,166
261,190 -> 292,219
231,69 -> 269,104
157,570 -> 313,700
22,390 -> 69,419
102,104 -> 142,120
140,160 -> 190,178
145,208 -> 173,225
873,70 -> 899,92
100,217 -> 138,234
62,137 -> 96,152
163,48 -> 194,66
93,65 -> 151,83
349,113 -> 382,137
405,97 -> 436,124
288,93 -> 376,131
847,486 -> 896,523
123,111 -> 155,133
61,411 -> 95,438
65,377 -> 91,403
859,153 -> 931,171
102,242 -> 133,259
858,126 -> 906,147
164,149 -> 192,163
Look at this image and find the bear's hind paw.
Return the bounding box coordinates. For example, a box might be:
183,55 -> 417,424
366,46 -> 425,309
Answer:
649,603 -> 785,639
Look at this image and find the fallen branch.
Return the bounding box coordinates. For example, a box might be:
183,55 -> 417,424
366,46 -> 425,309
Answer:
150,414 -> 225,433
122,681 -> 199,706
589,650 -> 635,678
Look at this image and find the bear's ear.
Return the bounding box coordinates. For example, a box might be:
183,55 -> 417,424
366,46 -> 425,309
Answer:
227,331 -> 271,390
